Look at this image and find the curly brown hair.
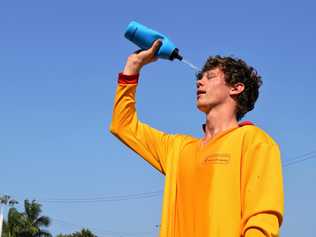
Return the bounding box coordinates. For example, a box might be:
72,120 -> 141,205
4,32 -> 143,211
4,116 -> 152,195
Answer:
196,56 -> 263,121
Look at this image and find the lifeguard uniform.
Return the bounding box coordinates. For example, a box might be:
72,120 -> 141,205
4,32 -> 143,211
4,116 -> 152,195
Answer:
110,73 -> 284,237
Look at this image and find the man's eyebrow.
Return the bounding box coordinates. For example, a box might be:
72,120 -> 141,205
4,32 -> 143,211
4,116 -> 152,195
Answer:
207,72 -> 217,76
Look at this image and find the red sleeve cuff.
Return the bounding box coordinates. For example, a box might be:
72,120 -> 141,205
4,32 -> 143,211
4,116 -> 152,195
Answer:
118,73 -> 139,84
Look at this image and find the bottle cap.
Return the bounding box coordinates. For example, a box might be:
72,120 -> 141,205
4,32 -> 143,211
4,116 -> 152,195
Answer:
170,48 -> 183,61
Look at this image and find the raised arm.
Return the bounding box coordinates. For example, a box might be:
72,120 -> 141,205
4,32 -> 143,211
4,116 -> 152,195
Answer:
110,40 -> 184,174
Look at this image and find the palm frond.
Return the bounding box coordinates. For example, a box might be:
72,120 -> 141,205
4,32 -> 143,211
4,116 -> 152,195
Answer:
34,216 -> 51,228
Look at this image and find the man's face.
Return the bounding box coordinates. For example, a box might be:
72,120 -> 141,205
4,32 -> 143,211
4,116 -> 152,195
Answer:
196,68 -> 233,113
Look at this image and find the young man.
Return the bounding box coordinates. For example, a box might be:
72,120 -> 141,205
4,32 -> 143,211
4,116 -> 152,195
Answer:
110,40 -> 284,237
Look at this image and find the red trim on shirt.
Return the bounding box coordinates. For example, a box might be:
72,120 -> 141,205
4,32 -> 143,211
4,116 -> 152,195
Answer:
118,73 -> 139,84
239,121 -> 254,126
202,121 -> 254,132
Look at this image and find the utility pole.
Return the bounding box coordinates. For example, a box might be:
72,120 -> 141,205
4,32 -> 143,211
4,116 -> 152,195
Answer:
155,224 -> 160,237
0,195 -> 18,237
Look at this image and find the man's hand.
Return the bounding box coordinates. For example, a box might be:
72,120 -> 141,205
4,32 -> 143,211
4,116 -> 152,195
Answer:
123,40 -> 162,75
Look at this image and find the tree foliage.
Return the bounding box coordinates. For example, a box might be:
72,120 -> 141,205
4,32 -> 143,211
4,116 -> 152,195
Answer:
2,199 -> 52,237
56,228 -> 97,237
2,199 -> 96,237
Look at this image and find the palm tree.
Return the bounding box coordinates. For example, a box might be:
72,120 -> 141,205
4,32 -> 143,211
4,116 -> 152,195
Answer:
75,229 -> 97,237
2,207 -> 24,237
56,228 -> 97,237
20,200 -> 52,237
2,200 -> 52,237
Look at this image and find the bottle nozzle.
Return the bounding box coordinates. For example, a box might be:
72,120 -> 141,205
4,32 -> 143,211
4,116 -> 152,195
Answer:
170,48 -> 183,61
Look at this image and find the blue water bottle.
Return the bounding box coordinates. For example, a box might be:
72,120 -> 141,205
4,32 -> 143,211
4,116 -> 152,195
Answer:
124,21 -> 183,61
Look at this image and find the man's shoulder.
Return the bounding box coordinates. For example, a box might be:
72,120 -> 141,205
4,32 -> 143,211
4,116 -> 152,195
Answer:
238,123 -> 278,147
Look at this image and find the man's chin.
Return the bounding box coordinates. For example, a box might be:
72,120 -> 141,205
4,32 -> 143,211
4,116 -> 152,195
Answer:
196,103 -> 208,113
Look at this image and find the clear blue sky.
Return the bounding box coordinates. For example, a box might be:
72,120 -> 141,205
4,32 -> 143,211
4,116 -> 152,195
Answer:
1,0 -> 316,236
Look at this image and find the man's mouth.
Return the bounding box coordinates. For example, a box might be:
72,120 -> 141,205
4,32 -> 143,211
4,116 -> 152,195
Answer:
197,90 -> 206,97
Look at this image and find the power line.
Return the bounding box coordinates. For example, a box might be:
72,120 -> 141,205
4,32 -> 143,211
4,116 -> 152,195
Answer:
9,151 -> 316,206
37,190 -> 162,204
283,151 -> 316,167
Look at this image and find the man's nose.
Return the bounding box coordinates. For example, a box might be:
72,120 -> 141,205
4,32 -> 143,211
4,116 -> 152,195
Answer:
196,78 -> 203,88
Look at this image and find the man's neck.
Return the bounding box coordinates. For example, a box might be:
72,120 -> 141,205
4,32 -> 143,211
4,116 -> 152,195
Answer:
203,105 -> 238,143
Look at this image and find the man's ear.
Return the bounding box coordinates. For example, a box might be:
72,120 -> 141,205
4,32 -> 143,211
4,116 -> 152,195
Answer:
230,82 -> 245,96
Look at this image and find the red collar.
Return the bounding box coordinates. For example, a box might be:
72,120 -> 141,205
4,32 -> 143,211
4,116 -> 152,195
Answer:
238,121 -> 254,127
202,121 -> 254,133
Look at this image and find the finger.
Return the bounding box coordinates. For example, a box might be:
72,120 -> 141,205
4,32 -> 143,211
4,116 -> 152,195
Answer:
149,39 -> 162,54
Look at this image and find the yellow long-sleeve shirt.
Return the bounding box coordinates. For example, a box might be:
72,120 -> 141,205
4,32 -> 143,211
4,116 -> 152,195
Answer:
110,73 -> 284,237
